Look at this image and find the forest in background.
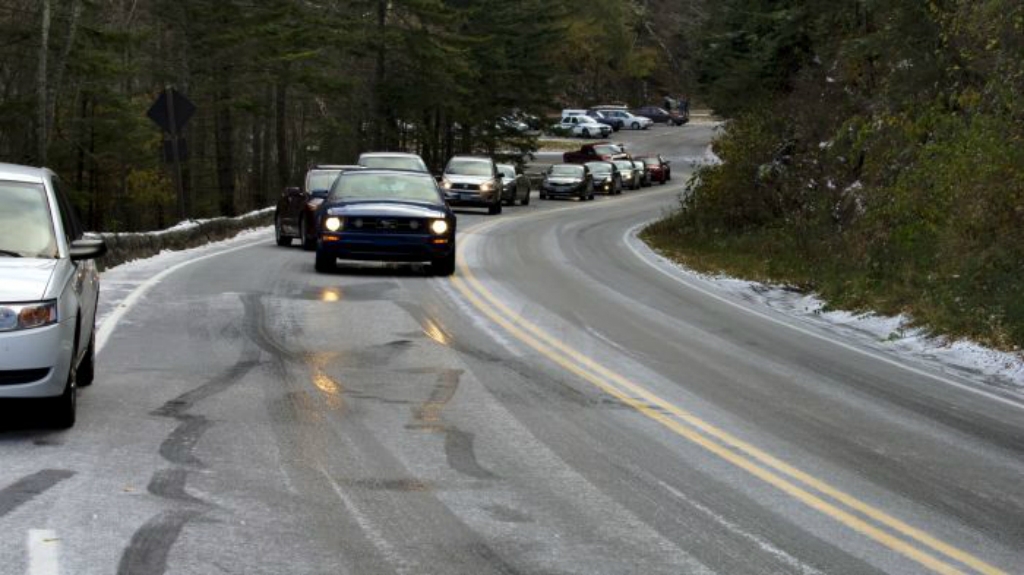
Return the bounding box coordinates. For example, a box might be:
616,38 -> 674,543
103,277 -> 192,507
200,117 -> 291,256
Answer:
0,0 -> 698,232
646,0 -> 1024,349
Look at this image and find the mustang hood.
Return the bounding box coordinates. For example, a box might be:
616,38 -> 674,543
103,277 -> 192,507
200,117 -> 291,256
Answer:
0,259 -> 56,302
326,202 -> 446,219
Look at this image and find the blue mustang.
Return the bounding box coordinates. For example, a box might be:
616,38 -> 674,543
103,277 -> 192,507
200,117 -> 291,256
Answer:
314,170 -> 457,276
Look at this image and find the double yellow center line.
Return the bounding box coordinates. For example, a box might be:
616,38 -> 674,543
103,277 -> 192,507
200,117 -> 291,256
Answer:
449,216 -> 1005,575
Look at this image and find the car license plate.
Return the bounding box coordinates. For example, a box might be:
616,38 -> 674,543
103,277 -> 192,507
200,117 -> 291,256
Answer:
460,193 -> 476,200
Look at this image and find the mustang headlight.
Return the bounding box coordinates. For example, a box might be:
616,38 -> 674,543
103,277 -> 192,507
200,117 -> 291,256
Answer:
324,216 -> 343,232
430,219 -> 450,235
0,301 -> 58,332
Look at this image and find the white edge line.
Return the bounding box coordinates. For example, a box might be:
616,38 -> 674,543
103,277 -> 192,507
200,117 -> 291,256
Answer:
623,221 -> 1024,412
27,529 -> 60,575
95,235 -> 267,354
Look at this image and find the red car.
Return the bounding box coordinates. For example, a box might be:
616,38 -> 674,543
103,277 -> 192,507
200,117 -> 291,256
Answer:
637,155 -> 672,184
275,164 -> 360,250
562,142 -> 629,164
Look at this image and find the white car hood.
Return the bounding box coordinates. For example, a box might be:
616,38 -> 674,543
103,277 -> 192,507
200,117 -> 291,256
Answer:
0,258 -> 56,302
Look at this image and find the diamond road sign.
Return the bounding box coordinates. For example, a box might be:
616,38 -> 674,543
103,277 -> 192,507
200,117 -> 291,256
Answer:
147,88 -> 196,134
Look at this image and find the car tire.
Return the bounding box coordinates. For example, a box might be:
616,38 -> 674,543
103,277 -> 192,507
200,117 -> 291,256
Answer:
667,171 -> 672,181
430,250 -> 457,277
314,251 -> 336,273
300,219 -> 315,251
77,333 -> 95,388
275,216 -> 292,247
539,192 -> 547,200
632,122 -> 640,130
581,128 -> 590,138
523,186 -> 531,205
49,367 -> 76,429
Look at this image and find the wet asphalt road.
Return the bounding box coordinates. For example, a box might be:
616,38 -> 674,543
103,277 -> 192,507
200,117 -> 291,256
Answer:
2,123 -> 1024,575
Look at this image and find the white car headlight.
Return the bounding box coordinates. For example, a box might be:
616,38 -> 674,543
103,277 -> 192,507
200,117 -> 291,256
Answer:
441,178 -> 453,190
480,181 -> 494,192
0,301 -> 58,332
324,217 -> 343,232
430,219 -> 449,235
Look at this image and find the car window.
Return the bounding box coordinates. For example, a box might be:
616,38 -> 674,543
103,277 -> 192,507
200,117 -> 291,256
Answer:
51,177 -> 83,242
307,170 -> 343,192
498,166 -> 516,179
593,145 -> 620,156
549,165 -> 584,177
0,181 -> 59,259
445,159 -> 493,176
329,173 -> 443,205
614,161 -> 633,170
586,162 -> 612,175
359,156 -> 427,172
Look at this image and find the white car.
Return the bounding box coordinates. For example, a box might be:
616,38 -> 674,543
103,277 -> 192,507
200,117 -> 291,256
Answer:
0,163 -> 106,428
596,109 -> 652,130
559,115 -> 612,138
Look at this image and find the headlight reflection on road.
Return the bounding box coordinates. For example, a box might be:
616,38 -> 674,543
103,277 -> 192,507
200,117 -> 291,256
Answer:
320,287 -> 342,302
308,352 -> 344,410
421,317 -> 451,346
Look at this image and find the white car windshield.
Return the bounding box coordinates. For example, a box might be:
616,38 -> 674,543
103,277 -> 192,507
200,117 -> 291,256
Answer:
359,156 -> 428,172
446,159 -> 493,176
329,173 -> 442,205
0,181 -> 59,259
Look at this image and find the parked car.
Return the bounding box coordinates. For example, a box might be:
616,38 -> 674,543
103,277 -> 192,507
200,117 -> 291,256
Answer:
357,152 -> 430,173
440,155 -> 504,215
613,159 -> 643,190
594,109 -> 652,130
0,163 -> 107,428
557,115 -> 612,139
586,110 -> 623,131
632,106 -> 686,126
314,170 -> 456,276
637,155 -> 672,184
563,142 -> 629,164
539,164 -> 594,201
632,159 -> 652,187
496,164 -> 531,206
276,164 -> 360,250
585,161 -> 623,195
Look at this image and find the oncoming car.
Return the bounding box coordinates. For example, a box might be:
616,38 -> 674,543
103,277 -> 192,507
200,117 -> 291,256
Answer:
315,170 -> 456,276
357,152 -> 430,173
540,164 -> 594,201
0,163 -> 106,428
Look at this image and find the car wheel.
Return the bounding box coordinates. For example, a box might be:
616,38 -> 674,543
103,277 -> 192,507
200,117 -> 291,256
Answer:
667,171 -> 672,181
430,250 -> 457,277
488,199 -> 502,215
632,122 -> 640,130
522,185 -> 531,205
314,251 -> 336,273
539,192 -> 547,200
77,332 -> 95,387
581,128 -> 590,138
49,364 -> 76,429
300,219 -> 315,251
275,216 -> 292,247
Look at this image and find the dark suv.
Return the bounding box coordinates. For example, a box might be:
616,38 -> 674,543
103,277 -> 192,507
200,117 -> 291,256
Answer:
440,156 -> 504,215
275,164 -> 360,249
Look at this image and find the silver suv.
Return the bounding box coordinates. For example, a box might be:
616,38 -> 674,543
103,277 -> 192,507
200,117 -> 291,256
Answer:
440,156 -> 504,215
0,163 -> 106,428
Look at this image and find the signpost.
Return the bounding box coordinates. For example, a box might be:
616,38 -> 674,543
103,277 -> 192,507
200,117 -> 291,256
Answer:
147,87 -> 196,220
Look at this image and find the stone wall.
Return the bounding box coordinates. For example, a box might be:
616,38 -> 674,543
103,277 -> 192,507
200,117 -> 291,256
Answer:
95,209 -> 273,270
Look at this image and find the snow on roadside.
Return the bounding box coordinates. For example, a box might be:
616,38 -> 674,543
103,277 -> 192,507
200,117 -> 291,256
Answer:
639,238 -> 1024,392
96,226 -> 273,330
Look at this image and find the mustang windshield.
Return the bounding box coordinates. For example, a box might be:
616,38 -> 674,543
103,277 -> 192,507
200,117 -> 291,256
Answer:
549,165 -> 584,177
329,173 -> 442,205
0,181 -> 58,259
586,162 -> 613,176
